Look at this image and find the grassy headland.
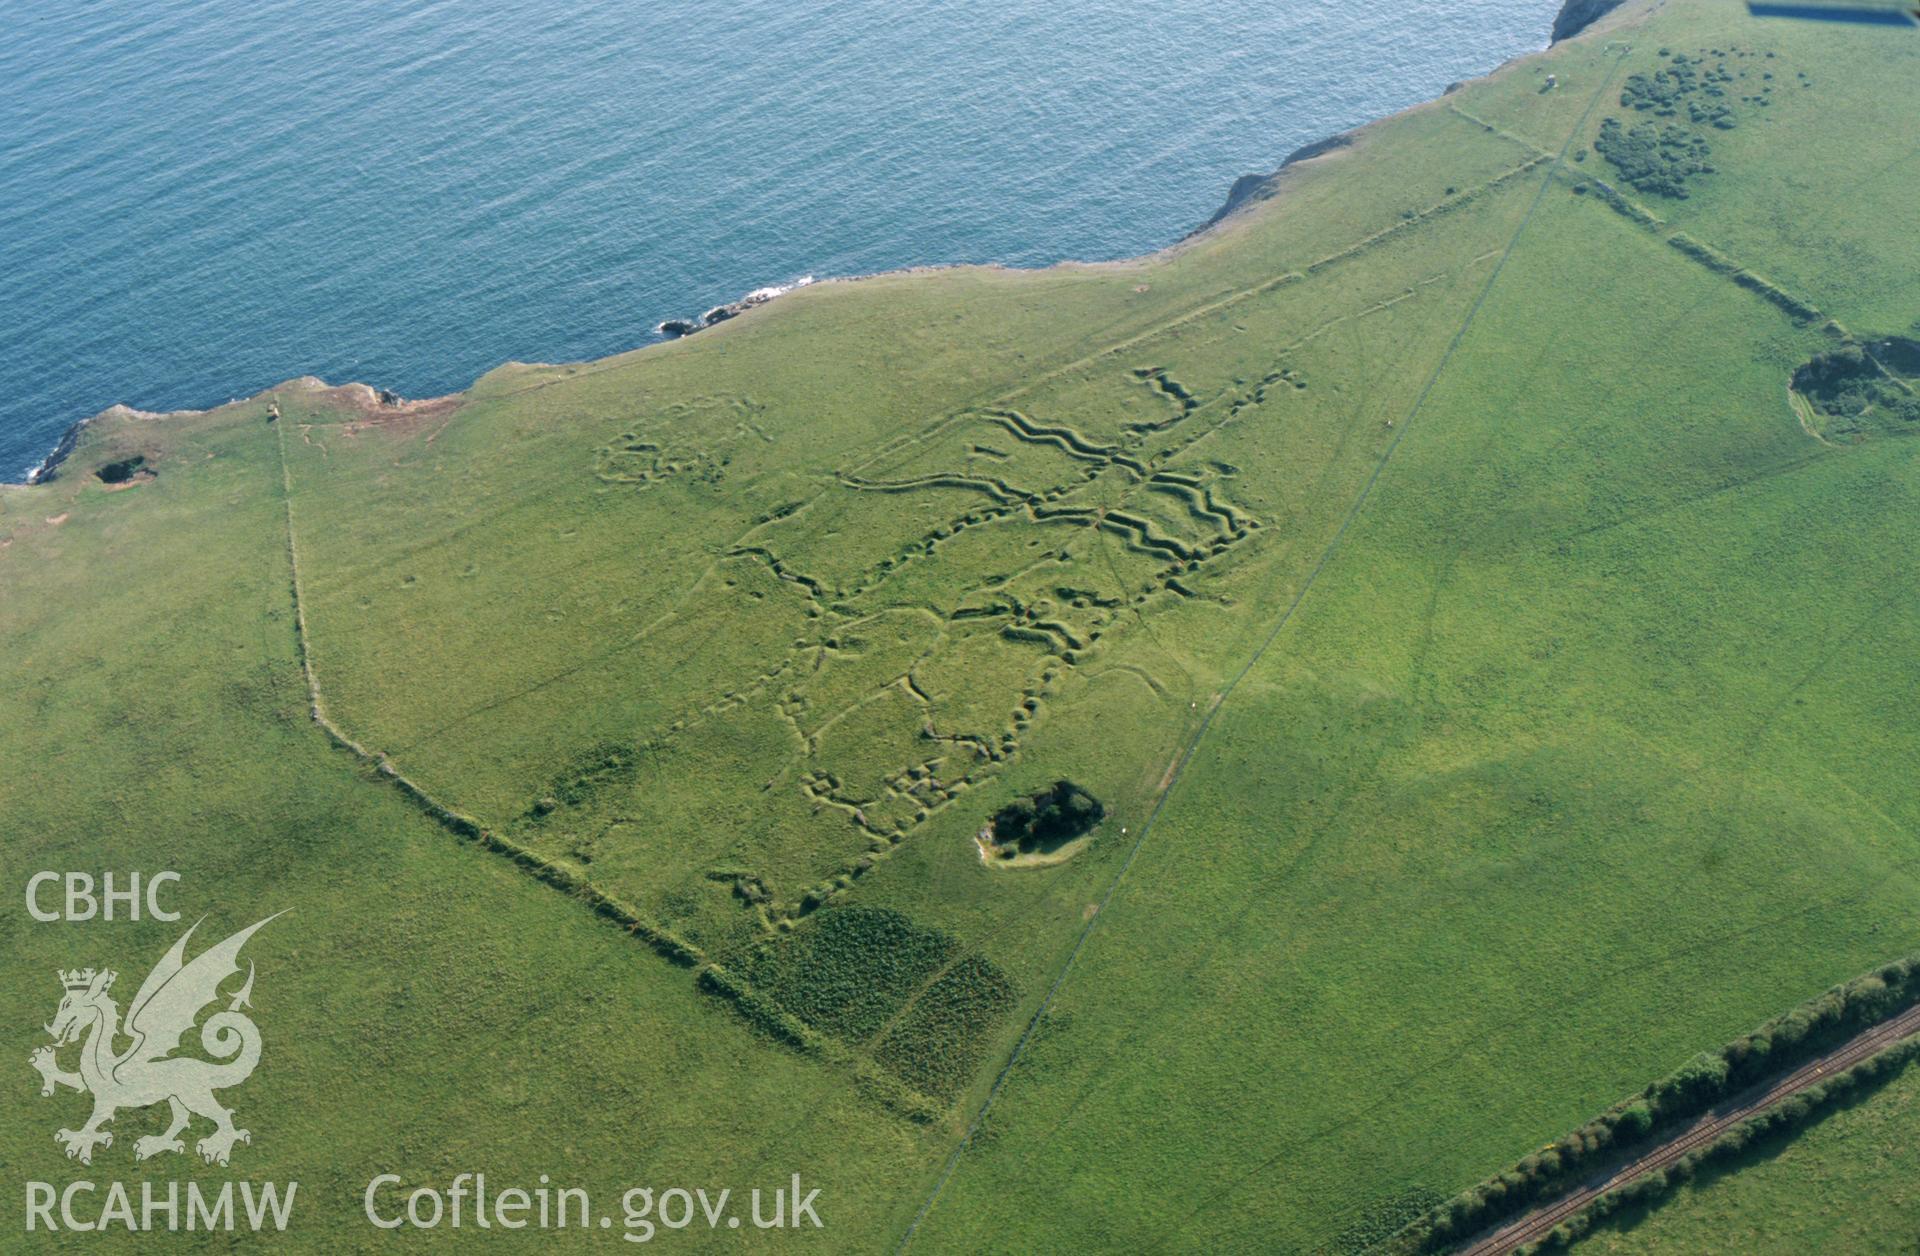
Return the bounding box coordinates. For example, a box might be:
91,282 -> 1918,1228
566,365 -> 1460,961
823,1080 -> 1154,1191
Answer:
4,1 -> 1918,1249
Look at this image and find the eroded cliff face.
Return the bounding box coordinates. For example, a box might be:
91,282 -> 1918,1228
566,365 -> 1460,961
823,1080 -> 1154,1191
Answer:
1552,0 -> 1629,42
1202,0 -> 1624,238
23,417 -> 87,484
1196,132 -> 1355,233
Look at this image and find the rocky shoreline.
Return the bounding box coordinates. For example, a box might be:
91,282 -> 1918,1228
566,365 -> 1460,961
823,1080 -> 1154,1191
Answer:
1193,0 -> 1623,235
1552,0 -> 1630,44
655,275 -> 816,338
23,419 -> 85,486
15,0 -> 1628,484
23,402 -> 212,485
1193,132 -> 1358,235
19,380 -> 445,486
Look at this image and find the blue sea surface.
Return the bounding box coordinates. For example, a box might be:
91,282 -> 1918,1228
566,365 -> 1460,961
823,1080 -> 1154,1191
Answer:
0,0 -> 1560,480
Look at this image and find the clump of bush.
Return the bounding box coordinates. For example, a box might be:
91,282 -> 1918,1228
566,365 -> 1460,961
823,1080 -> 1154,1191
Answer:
1688,99 -> 1737,130
1600,48 -> 1776,199
1794,345 -> 1879,411
987,780 -> 1105,856
1387,955 -> 1920,1254
1620,50 -> 1755,120
1793,345 -> 1920,430
1594,118 -> 1714,198
95,455 -> 147,484
1620,60 -> 1702,116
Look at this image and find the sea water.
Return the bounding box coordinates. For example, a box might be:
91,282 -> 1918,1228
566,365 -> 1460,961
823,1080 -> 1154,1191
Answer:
0,0 -> 1559,479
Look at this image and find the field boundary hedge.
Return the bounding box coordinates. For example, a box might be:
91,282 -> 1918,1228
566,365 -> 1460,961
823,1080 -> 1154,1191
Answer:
1519,1032 -> 1920,1252
274,415 -> 958,1127
1385,953 -> 1920,1254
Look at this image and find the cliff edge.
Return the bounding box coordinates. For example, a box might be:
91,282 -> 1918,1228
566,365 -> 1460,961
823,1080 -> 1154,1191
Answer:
1552,0 -> 1629,43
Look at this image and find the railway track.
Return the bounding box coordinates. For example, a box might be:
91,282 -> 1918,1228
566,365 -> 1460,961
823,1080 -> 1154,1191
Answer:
1457,1000 -> 1920,1255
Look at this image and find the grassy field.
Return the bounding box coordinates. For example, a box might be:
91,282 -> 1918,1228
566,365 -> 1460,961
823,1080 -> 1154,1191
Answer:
3,0 -> 1917,1248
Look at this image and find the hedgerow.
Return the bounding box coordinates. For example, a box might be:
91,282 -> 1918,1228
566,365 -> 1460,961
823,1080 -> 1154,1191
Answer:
1388,955 -> 1920,1254
1667,234 -> 1822,323
697,963 -> 820,1052
1517,1034 -> 1920,1253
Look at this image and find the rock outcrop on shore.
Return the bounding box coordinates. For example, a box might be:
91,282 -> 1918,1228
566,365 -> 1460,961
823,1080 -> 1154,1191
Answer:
657,277 -> 815,339
1196,132 -> 1356,234
24,417 -> 87,485
1195,0 -> 1631,240
1552,0 -> 1629,43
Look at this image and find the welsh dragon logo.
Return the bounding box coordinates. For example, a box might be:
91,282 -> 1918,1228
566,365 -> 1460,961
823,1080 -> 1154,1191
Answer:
29,914 -> 281,1166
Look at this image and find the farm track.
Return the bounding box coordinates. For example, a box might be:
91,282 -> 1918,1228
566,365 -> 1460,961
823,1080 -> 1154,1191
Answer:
1457,1001 -> 1920,1256
895,42 -> 1635,1254
274,30 -> 1832,1205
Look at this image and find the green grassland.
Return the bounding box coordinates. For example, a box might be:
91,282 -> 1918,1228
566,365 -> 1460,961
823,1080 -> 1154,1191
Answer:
3,0 -> 1918,1248
0,401 -> 933,1249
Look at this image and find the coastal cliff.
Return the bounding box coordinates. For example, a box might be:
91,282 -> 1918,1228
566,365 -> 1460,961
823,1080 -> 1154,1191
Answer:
18,0 -> 1624,478
1198,0 -> 1624,236
24,402 -> 199,484
1552,0 -> 1629,42
1196,133 -> 1356,233
24,417 -> 87,485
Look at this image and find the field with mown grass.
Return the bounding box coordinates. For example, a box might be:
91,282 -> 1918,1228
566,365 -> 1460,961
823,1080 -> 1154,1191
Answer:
3,0 -> 1916,1249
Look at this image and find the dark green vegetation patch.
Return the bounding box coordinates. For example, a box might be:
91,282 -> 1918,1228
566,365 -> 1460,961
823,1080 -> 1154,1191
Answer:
740,905 -> 1016,1097
1792,338 -> 1920,441
1620,53 -> 1745,128
94,454 -> 147,483
986,778 -> 1105,856
1594,119 -> 1714,199
1599,47 -> 1785,198
873,953 -> 1018,1099
744,906 -> 954,1040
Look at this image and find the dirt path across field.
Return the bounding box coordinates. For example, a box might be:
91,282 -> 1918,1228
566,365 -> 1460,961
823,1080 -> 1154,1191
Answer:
896,44 -> 1638,1253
